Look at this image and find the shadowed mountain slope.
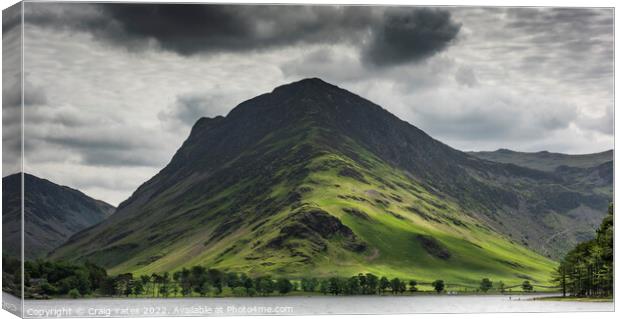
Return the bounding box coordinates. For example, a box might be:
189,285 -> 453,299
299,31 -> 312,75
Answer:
2,173 -> 115,259
468,149 -> 612,172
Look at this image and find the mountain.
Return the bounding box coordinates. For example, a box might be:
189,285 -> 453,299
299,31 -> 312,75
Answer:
50,78 -> 611,286
2,173 -> 115,259
469,149 -> 613,200
468,149 -> 612,172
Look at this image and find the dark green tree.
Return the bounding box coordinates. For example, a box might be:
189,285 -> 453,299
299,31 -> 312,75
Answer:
133,280 -> 144,296
327,277 -> 343,295
301,278 -> 318,292
497,281 -> 505,294
140,275 -> 150,296
226,272 -> 241,289
366,273 -> 379,294
522,281 -> 533,293
276,278 -> 293,295
479,278 -> 493,293
379,276 -> 390,294
319,279 -> 329,295
346,276 -> 361,295
389,278 -> 401,294
255,276 -> 275,296
432,280 -> 445,294
242,274 -> 254,294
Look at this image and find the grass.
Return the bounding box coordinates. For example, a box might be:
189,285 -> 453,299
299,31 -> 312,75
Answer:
54,127 -> 559,290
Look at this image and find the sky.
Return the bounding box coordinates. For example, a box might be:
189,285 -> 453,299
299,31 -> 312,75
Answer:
1,2 -> 614,206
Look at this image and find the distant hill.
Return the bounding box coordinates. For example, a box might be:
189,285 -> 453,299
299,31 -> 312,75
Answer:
2,173 -> 115,259
468,149 -> 612,172
469,149 -> 613,198
50,78 -> 611,286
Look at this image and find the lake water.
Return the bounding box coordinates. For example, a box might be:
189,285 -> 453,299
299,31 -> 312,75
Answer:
3,292 -> 613,318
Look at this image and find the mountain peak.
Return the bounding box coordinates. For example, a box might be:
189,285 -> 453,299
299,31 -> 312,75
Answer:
271,77 -> 340,95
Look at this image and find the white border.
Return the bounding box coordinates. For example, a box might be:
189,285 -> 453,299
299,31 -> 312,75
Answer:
0,1 -> 617,319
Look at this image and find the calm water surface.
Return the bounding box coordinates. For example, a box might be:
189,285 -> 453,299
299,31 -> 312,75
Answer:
3,292 -> 613,318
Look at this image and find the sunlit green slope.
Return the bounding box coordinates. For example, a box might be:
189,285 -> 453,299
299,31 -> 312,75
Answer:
50,78 -> 582,287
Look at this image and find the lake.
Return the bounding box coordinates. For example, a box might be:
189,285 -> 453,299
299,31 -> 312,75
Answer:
2,292 -> 613,317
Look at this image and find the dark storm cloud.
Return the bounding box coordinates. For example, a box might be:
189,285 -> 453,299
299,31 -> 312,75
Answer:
364,8 -> 461,66
24,3 -> 461,67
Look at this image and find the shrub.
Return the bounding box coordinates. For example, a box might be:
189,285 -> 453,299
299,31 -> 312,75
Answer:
68,288 -> 81,299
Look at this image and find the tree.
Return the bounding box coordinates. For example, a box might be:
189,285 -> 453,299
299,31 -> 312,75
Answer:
556,202 -> 613,297
389,278 -> 402,294
366,273 -> 379,294
115,273 -> 133,297
255,276 -> 275,296
276,278 -> 293,295
242,274 -> 254,294
432,280 -> 445,294
408,280 -> 418,292
140,275 -> 150,296
497,281 -> 505,294
151,273 -> 161,297
479,278 -> 493,293
346,276 -> 361,295
68,288 -> 80,299
319,279 -> 329,295
100,277 -> 116,296
379,276 -> 390,294
328,277 -> 342,295
232,287 -> 246,297
398,281 -> 407,294
84,262 -> 107,292
226,272 -> 241,289
551,263 -> 568,297
197,282 -> 210,296
178,268 -> 192,296
207,269 -> 224,294
301,278 -> 318,292
357,274 -> 368,294
522,281 -> 533,293
133,280 -> 144,296
41,282 -> 58,296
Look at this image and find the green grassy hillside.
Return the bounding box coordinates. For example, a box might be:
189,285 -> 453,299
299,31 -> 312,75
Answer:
53,78 -> 604,288
52,125 -> 555,287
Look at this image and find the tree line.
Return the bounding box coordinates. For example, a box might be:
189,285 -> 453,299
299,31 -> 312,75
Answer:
552,203 -> 613,298
8,257 -> 545,299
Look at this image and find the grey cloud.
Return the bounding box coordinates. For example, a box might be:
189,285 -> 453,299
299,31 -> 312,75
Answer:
398,86 -> 581,145
39,131 -> 165,167
454,66 -> 478,87
12,4 -> 613,203
24,3 -> 460,67
2,81 -> 48,109
2,2 -> 21,35
280,46 -> 366,83
158,91 -> 249,130
364,8 -> 461,66
23,111 -> 171,168
2,5 -> 23,176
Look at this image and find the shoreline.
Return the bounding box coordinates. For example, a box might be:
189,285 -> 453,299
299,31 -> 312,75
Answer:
17,292 -> 562,301
534,296 -> 614,302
